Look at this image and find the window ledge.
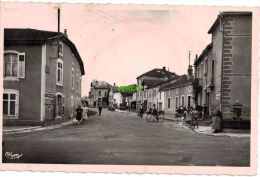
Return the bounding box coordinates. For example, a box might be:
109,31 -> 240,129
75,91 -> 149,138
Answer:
4,77 -> 19,81
56,82 -> 63,86
3,116 -> 18,119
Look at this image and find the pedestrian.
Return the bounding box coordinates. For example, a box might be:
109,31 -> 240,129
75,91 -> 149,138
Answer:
82,103 -> 89,124
212,110 -> 223,133
98,102 -> 103,116
76,105 -> 83,125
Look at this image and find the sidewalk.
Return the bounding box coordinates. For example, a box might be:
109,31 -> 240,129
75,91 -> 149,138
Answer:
160,114 -> 250,137
4,109 -> 98,135
3,119 -> 75,135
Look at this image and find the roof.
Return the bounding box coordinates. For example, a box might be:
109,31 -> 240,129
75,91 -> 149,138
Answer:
137,68 -> 178,79
142,79 -> 164,89
208,11 -> 252,34
92,80 -> 112,89
4,28 -> 85,75
159,75 -> 193,91
194,43 -> 213,65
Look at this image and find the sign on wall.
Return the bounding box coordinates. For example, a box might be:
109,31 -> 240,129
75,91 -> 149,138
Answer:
216,88 -> 221,100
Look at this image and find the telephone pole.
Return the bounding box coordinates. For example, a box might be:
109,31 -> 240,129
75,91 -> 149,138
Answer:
188,50 -> 191,66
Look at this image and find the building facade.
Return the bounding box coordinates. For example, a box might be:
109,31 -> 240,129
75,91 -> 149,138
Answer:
3,28 -> 85,125
88,80 -> 111,107
160,74 -> 195,114
194,43 -> 215,116
136,67 -> 178,111
194,12 -> 252,120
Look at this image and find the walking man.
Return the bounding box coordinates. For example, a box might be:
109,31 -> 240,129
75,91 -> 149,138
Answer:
98,102 -> 103,116
76,105 -> 83,125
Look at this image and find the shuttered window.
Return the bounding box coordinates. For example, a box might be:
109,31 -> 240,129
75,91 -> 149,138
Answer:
18,53 -> 25,78
4,51 -> 26,79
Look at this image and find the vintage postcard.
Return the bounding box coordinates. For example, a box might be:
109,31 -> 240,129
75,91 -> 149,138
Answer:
0,0 -> 259,175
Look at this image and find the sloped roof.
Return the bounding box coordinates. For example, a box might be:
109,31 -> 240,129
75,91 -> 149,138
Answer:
143,79 -> 165,89
159,75 -> 193,91
93,80 -> 112,89
194,43 -> 212,65
208,11 -> 252,34
4,28 -> 85,75
137,68 -> 178,79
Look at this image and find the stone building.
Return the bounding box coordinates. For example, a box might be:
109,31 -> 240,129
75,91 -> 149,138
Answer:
88,80 -> 111,107
194,11 -> 252,120
136,67 -> 178,111
3,28 -> 85,125
159,66 -> 194,114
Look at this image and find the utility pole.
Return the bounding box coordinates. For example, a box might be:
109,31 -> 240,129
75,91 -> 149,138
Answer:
188,50 -> 191,66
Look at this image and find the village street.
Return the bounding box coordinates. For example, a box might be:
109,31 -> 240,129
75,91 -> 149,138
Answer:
3,109 -> 250,166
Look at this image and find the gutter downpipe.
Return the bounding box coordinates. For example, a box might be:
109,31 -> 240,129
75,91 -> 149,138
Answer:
219,13 -> 224,112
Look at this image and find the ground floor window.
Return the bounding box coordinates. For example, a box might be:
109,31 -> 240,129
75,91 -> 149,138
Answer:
3,90 -> 19,118
188,96 -> 191,107
168,98 -> 170,109
148,102 -> 151,110
175,97 -> 179,108
181,95 -> 185,106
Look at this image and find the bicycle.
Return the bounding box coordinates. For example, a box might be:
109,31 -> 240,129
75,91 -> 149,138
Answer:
146,110 -> 165,122
137,109 -> 144,118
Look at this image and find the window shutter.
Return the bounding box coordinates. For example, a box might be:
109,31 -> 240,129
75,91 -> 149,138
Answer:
18,53 -> 25,78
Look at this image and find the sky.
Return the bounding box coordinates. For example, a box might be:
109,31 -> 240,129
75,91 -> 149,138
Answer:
2,3 -> 252,96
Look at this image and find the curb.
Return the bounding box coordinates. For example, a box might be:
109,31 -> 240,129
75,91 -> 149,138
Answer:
3,120 -> 74,135
3,110 -> 98,135
163,117 -> 250,138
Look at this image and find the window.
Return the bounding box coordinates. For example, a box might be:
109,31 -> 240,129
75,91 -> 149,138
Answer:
104,91 -> 107,97
175,96 -> 179,108
204,58 -> 208,75
212,60 -> 215,76
58,42 -> 63,56
62,95 -> 65,116
4,51 -> 25,79
98,91 -> 101,96
188,85 -> 191,92
187,96 -> 191,107
71,67 -> 74,90
71,95 -> 74,116
181,95 -> 185,106
56,59 -> 63,85
3,90 -> 19,118
197,67 -> 200,78
168,98 -> 171,109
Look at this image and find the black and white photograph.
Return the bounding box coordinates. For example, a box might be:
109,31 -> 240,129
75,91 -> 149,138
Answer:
0,0 -> 259,175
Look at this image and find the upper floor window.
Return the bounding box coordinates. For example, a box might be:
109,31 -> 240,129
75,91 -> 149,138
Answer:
58,42 -> 63,57
71,67 -> 74,90
4,51 -> 25,79
204,58 -> 208,75
56,59 -> 63,86
98,91 -> 101,96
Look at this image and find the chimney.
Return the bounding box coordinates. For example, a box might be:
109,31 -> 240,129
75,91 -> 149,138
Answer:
58,8 -> 60,33
64,29 -> 68,38
162,66 -> 166,72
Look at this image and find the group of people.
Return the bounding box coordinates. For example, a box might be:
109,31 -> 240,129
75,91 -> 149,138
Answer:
75,103 -> 89,125
138,104 -> 160,121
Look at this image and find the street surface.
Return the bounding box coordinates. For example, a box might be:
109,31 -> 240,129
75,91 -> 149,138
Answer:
3,109 -> 250,166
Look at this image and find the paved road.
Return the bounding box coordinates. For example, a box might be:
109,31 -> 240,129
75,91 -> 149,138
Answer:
3,109 -> 250,166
